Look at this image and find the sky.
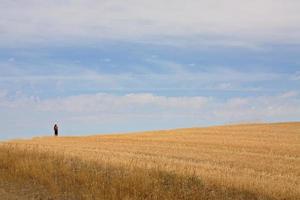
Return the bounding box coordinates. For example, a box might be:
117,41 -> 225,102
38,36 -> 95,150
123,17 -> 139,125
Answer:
0,0 -> 300,140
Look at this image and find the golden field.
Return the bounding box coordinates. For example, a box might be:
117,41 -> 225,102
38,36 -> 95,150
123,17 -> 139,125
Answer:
0,122 -> 299,199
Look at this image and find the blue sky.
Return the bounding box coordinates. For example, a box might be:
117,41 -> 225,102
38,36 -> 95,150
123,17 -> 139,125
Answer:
0,0 -> 300,139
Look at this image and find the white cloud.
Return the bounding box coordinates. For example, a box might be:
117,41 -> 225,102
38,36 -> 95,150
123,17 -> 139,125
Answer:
1,91 -> 299,138
1,0 -> 300,47
279,91 -> 298,98
1,57 -> 294,99
292,71 -> 300,80
0,58 -> 288,83
0,63 -> 289,94
1,91 -> 299,122
213,93 -> 300,122
36,93 -> 210,115
216,83 -> 233,90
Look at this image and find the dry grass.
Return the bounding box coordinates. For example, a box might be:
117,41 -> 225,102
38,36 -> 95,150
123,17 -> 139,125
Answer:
0,146 -> 206,199
0,122 -> 299,199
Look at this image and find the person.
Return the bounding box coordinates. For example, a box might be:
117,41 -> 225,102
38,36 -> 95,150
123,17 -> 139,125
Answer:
54,124 -> 58,136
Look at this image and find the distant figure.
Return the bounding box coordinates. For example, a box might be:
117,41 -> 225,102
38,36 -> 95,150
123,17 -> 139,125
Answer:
54,124 -> 58,136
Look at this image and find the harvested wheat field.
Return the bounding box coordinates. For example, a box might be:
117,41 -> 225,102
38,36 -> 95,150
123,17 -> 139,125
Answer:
1,122 -> 299,200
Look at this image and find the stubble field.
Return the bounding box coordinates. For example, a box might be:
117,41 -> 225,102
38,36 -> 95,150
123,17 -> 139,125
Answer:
0,122 -> 299,199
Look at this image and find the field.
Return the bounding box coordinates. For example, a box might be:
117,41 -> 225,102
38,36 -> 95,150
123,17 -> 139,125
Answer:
0,122 -> 299,199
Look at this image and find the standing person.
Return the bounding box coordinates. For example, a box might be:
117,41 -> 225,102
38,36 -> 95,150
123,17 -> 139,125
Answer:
54,124 -> 58,136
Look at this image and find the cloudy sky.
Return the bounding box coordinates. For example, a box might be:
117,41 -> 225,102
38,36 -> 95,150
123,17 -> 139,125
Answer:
1,0 -> 300,139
